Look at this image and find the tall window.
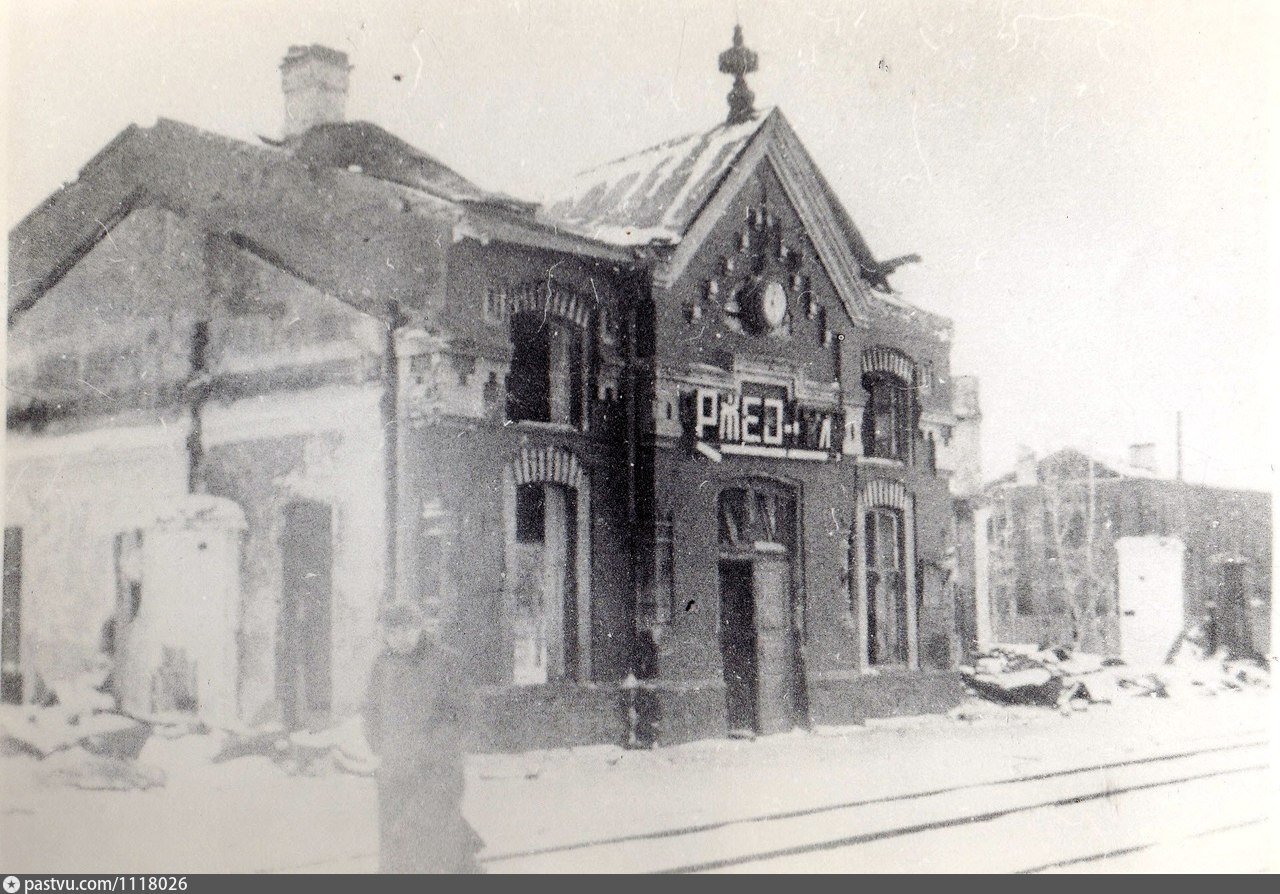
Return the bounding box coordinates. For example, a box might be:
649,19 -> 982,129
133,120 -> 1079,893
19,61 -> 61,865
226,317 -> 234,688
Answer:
510,482 -> 581,684
865,508 -> 908,665
506,313 -> 587,428
862,373 -> 914,461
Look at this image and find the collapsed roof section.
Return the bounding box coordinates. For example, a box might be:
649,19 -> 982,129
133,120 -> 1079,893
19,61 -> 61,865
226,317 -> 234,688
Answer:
11,107 -> 932,334
8,119 -> 632,328
286,120 -> 538,215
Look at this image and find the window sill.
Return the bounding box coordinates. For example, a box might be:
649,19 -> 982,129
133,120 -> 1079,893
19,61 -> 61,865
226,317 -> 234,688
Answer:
507,419 -> 584,434
856,456 -> 907,468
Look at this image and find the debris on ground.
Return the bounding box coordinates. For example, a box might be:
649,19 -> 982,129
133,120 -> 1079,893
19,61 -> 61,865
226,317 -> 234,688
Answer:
38,751 -> 166,792
0,705 -> 148,760
960,640 -> 1269,712
275,717 -> 379,777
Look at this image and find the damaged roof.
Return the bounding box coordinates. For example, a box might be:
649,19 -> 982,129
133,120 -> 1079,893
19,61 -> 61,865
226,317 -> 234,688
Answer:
539,107 -> 913,297
288,121 -> 537,215
8,119 -> 631,326
540,110 -> 772,246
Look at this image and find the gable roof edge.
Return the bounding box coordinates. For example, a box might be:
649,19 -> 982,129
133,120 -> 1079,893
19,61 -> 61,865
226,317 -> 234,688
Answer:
652,110 -> 873,327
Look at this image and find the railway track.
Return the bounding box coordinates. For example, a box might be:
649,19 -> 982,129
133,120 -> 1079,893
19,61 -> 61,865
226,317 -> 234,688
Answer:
481,736 -> 1271,873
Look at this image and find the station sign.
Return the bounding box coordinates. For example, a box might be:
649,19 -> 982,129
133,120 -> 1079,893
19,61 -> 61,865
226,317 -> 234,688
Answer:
685,382 -> 843,461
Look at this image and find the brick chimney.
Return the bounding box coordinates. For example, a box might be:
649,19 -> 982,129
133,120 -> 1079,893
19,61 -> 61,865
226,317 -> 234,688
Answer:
1129,442 -> 1158,474
280,44 -> 351,139
1015,447 -> 1038,486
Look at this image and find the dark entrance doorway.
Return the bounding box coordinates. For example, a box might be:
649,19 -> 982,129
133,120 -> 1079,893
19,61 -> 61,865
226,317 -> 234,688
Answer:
719,559 -> 756,734
279,500 -> 333,728
717,485 -> 803,736
3,527 -> 22,705
1211,561 -> 1255,660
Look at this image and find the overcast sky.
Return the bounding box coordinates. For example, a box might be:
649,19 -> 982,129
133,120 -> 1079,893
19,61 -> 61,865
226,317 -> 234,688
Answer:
5,0 -> 1275,491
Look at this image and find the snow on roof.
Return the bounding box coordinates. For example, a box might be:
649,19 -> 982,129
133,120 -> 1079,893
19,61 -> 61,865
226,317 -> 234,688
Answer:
290,120 -> 537,213
539,110 -> 773,245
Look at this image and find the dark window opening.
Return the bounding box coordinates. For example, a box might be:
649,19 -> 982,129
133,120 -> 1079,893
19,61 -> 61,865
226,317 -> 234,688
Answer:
515,484 -> 546,544
506,313 -> 588,428
507,315 -> 551,423
862,373 -> 915,462
1015,577 -> 1034,615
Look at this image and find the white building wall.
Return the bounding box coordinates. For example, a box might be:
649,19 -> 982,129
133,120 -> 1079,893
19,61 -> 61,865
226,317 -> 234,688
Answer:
1116,535 -> 1186,667
3,381 -> 386,723
4,420 -> 190,693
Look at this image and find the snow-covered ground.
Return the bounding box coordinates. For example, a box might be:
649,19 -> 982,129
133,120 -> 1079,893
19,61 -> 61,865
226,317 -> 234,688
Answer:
1,687 -> 1273,874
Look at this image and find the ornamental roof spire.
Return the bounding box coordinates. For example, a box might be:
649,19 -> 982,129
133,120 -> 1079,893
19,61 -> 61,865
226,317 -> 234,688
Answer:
717,24 -> 759,126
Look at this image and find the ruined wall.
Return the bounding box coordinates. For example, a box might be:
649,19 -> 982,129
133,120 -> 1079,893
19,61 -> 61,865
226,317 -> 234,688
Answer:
6,205 -> 389,721
8,207 -> 206,418
4,422 -> 190,691
202,384 -> 386,723
985,477 -> 1271,657
8,206 -> 387,422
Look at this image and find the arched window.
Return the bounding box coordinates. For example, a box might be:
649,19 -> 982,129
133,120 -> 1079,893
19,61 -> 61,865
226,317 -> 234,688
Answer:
865,507 -> 908,665
505,447 -> 591,685
495,283 -> 594,429
861,373 -> 913,461
860,348 -> 920,463
854,478 -> 917,669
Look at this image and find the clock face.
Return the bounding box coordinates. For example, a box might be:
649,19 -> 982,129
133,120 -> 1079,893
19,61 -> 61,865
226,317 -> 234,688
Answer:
762,281 -> 788,329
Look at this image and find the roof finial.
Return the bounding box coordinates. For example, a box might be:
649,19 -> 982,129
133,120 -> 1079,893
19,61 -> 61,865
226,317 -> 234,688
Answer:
718,24 -> 758,126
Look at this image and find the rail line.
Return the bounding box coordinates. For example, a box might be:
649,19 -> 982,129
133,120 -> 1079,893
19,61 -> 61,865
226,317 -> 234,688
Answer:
1015,816 -> 1270,874
261,735 -> 1268,873
480,736 -> 1267,868
657,760 -> 1268,873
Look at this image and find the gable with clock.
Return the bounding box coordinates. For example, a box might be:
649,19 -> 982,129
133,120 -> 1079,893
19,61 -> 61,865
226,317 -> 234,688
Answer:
679,161 -> 846,378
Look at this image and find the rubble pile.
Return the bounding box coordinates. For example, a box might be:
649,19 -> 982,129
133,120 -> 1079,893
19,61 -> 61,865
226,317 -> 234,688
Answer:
959,642 -> 1268,711
0,663 -> 161,790
0,662 -> 379,790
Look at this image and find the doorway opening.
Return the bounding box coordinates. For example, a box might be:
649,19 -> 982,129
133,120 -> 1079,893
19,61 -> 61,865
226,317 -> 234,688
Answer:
2,528 -> 22,705
717,485 -> 803,736
511,482 -> 580,684
278,500 -> 333,729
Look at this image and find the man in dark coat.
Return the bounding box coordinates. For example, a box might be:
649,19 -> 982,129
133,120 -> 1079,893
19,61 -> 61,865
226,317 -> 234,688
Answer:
364,601 -> 480,873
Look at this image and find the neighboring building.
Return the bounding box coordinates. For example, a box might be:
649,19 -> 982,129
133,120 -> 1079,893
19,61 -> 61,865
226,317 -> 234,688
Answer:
5,31 -> 979,747
977,446 -> 1271,662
